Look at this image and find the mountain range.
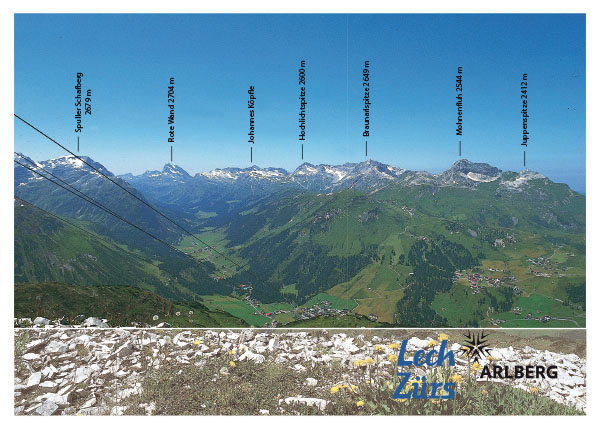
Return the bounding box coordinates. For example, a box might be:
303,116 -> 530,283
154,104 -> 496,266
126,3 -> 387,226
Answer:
14,153 -> 585,328
120,158 -> 537,193
17,153 -> 558,200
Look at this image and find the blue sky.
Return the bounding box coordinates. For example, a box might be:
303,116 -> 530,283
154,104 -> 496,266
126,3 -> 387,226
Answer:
14,14 -> 586,192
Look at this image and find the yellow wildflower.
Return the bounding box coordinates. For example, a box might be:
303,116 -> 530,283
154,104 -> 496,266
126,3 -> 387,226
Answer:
471,362 -> 482,373
356,400 -> 365,407
330,385 -> 340,394
438,333 -> 450,342
394,398 -> 408,403
486,355 -> 497,361
350,384 -> 357,392
530,387 -> 538,393
229,361 -> 236,368
194,340 -> 201,345
481,389 -> 488,396
374,345 -> 385,353
388,343 -> 401,350
450,374 -> 463,384
430,398 -> 441,404
427,340 -> 439,348
365,357 -> 375,365
354,359 -> 366,367
229,350 -> 235,355
387,354 -> 398,364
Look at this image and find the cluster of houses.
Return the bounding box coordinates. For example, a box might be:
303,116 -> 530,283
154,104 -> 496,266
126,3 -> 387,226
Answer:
186,243 -> 215,255
241,294 -> 289,328
531,270 -> 552,278
492,233 -> 516,248
524,312 -> 553,323
490,307 -> 553,326
493,238 -> 507,248
454,270 -> 516,294
449,249 -> 575,327
256,318 -> 282,328
512,307 -> 551,322
236,284 -> 353,326
243,295 -> 261,311
528,256 -> 557,267
251,307 -> 288,319
292,300 -> 350,321
527,255 -> 570,278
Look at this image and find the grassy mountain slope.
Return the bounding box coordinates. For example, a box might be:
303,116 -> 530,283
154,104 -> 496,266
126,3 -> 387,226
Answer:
14,155 -> 585,328
192,177 -> 585,327
14,200 -> 231,301
14,283 -> 246,327
14,158 -> 184,254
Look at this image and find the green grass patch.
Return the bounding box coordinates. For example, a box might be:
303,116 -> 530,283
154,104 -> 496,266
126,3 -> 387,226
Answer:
200,295 -> 270,326
304,293 -> 357,311
494,293 -> 585,328
280,283 -> 298,297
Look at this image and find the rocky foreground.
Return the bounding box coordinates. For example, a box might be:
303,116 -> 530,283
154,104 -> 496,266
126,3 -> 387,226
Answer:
14,329 -> 586,415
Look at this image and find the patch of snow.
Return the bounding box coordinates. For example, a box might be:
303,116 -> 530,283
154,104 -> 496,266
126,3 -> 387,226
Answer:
500,170 -> 547,189
323,166 -> 347,182
466,172 -> 500,182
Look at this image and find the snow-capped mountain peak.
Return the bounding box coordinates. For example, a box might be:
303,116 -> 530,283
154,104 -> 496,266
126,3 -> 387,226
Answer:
14,153 -> 42,168
115,158 -> 540,193
199,165 -> 289,181
15,152 -> 559,197
33,155 -> 114,178
162,163 -> 191,177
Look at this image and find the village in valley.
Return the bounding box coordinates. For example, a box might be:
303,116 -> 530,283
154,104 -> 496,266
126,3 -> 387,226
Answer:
232,284 -> 352,327
180,223 -> 584,329
215,241 -> 586,329
450,244 -> 584,327
453,269 -> 521,296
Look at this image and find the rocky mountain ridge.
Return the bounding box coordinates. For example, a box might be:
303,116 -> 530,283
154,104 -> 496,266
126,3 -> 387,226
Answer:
121,158 -> 548,193
15,153 -> 561,205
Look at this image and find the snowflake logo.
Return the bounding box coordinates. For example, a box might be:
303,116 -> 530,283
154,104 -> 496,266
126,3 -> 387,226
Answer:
460,330 -> 492,363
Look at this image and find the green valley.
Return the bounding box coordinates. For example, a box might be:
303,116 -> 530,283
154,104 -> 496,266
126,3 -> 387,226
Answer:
14,156 -> 585,328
